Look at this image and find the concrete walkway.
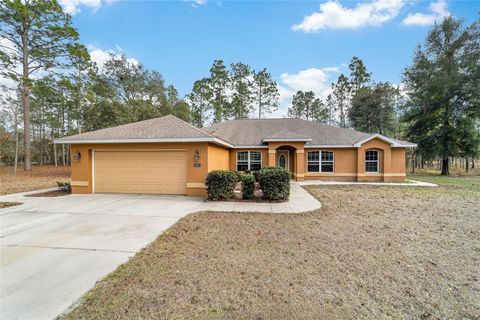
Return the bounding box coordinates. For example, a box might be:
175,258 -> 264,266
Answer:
0,183 -> 320,320
299,179 -> 437,187
199,182 -> 321,213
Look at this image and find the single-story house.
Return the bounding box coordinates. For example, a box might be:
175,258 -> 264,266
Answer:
55,115 -> 416,196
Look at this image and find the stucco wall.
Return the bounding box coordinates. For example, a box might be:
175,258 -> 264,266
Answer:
69,138 -> 408,197
304,148 -> 357,181
228,148 -> 268,171
70,142 -> 210,196
207,143 -> 230,172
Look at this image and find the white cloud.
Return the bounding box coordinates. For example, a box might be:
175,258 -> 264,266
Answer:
89,45 -> 139,70
268,67 -> 339,118
58,0 -> 116,15
184,0 -> 207,8
401,0 -> 450,26
292,0 -> 404,32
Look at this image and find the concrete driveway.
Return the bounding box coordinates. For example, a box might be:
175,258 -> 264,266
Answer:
0,192 -> 204,320
0,184 -> 320,320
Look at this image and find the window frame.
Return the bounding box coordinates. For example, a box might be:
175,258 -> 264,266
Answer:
307,151 -> 335,173
236,151 -> 262,172
320,151 -> 334,173
365,149 -> 379,173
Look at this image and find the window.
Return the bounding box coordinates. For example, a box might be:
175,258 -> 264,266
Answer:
307,151 -> 334,173
321,151 -> 334,172
307,151 -> 319,172
365,150 -> 379,173
278,154 -> 286,169
237,151 -> 262,171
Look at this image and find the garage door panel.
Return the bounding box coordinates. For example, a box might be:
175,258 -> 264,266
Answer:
94,151 -> 187,195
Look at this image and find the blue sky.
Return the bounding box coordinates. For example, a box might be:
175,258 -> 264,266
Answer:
65,0 -> 479,116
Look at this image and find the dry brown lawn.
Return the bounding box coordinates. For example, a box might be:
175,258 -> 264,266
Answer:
0,165 -> 70,195
62,177 -> 480,320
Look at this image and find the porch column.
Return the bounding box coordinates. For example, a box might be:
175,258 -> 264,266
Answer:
295,149 -> 305,182
268,148 -> 276,167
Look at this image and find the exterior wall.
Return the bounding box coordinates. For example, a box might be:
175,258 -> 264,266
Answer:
70,142 -> 212,196
228,148 -> 268,171
304,142 -> 407,182
207,143 -> 230,172
356,138 -> 406,182
390,148 -> 407,182
69,138 -> 408,197
304,148 -> 357,181
267,142 -> 305,181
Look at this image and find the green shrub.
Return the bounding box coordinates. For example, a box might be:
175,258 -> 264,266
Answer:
56,181 -> 71,192
233,171 -> 242,183
258,167 -> 290,201
252,171 -> 260,182
205,170 -> 238,200
242,174 -> 255,199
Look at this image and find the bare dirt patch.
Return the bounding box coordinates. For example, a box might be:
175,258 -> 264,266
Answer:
25,189 -> 71,197
0,165 -> 70,195
61,178 -> 480,320
0,201 -> 22,208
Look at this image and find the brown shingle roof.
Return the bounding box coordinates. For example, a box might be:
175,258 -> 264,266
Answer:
58,115 -> 214,141
205,118 -> 375,146
57,115 -> 414,147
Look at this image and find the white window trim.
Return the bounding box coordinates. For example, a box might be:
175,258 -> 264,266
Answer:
307,151 -> 335,173
365,149 -> 379,173
236,151 -> 262,172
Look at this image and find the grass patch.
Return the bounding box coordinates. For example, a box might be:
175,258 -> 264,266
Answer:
0,165 -> 70,195
409,175 -> 480,191
61,180 -> 480,320
0,201 -> 22,208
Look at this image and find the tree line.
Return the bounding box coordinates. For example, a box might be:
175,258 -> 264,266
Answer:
0,0 -> 479,175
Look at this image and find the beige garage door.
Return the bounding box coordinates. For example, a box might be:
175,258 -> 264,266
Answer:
94,150 -> 187,195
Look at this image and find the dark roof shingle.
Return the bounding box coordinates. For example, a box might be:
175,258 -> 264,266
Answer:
205,118 -> 374,146
58,115 -> 213,141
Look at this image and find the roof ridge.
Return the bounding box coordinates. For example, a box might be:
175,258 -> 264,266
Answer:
167,114 -> 214,137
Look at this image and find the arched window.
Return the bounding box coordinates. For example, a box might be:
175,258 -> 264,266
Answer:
278,154 -> 286,169
365,150 -> 379,173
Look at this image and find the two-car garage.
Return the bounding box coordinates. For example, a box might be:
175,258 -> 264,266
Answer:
93,150 -> 188,195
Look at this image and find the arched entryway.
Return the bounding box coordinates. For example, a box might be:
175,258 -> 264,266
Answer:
275,145 -> 297,174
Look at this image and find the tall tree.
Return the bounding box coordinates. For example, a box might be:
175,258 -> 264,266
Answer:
288,90 -> 328,122
229,62 -> 252,119
251,68 -> 279,119
209,60 -> 229,123
0,0 -> 81,170
348,56 -> 372,93
348,83 -> 398,135
402,16 -> 480,175
330,74 -> 351,128
187,78 -> 213,127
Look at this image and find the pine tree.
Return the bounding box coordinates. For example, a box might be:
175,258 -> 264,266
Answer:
229,62 -> 252,119
402,16 -> 480,175
0,0 -> 81,170
251,68 -> 279,119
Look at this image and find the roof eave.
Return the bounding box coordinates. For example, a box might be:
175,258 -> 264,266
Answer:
353,134 -> 416,148
54,137 -> 234,148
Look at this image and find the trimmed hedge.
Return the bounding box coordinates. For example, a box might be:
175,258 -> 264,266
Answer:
205,170 -> 238,200
242,174 -> 255,199
258,167 -> 290,201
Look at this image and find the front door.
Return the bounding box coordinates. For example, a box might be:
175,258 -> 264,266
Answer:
277,150 -> 289,170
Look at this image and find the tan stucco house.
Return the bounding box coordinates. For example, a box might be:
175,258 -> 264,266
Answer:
56,115 -> 416,196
